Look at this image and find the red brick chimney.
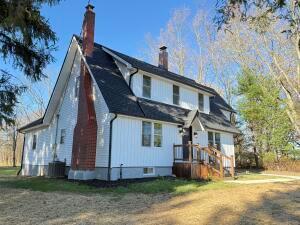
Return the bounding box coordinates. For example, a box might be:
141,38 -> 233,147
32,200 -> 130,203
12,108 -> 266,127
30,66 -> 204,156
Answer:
82,4 -> 95,57
71,4 -> 98,172
158,46 -> 168,70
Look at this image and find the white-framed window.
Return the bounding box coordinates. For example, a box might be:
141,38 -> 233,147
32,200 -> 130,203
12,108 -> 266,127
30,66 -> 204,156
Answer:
198,93 -> 204,111
142,121 -> 152,146
75,76 -> 80,98
142,75 -> 151,98
32,134 -> 37,150
60,129 -> 66,144
142,121 -> 163,147
143,167 -> 154,175
173,85 -> 180,105
154,123 -> 162,147
215,133 -> 221,150
208,131 -> 221,151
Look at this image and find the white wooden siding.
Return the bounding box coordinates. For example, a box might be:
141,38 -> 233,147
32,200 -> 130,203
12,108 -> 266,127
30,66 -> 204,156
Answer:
221,133 -> 235,167
131,73 -> 210,113
111,116 -> 182,167
23,51 -> 81,167
93,80 -> 111,167
23,126 -> 54,167
193,128 -> 235,167
55,52 -> 80,165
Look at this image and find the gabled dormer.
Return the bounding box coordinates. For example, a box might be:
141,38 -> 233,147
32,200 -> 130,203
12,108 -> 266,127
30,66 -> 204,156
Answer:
102,46 -> 214,114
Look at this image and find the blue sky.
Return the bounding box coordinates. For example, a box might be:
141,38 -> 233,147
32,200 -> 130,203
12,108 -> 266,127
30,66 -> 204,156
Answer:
1,0 -> 217,114
40,0 -> 215,81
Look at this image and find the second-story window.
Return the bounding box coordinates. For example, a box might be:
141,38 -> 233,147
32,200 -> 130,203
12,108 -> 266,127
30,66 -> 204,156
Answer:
198,93 -> 204,111
173,85 -> 180,105
142,75 -> 151,98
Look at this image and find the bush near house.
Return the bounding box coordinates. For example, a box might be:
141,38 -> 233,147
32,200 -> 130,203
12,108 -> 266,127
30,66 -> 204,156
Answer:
262,152 -> 300,172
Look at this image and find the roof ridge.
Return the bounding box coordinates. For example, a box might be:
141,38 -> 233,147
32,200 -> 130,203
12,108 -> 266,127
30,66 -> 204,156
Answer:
74,34 -> 216,95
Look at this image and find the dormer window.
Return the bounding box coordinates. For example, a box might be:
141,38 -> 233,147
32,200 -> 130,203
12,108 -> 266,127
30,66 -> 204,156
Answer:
198,93 -> 204,111
142,75 -> 151,98
173,85 -> 180,105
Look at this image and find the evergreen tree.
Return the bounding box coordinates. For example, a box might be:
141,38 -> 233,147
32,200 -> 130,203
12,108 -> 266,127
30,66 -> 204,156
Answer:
0,0 -> 61,127
236,69 -> 294,164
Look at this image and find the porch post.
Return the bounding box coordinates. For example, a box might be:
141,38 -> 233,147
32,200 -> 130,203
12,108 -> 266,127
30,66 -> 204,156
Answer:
188,141 -> 192,162
230,155 -> 235,177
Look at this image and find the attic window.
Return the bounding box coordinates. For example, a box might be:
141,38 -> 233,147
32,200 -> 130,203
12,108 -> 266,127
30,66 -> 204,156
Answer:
173,85 -> 180,105
198,93 -> 204,111
142,75 -> 151,98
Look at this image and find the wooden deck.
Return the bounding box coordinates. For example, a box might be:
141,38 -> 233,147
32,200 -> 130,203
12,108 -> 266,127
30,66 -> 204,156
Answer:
173,142 -> 234,179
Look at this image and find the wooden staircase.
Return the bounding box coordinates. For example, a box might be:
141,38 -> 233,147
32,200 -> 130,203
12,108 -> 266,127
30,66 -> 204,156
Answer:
173,142 -> 235,179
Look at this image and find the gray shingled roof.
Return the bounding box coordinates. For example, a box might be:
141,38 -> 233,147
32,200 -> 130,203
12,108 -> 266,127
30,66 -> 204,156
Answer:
19,118 -> 43,132
19,35 -> 239,134
103,46 -> 217,96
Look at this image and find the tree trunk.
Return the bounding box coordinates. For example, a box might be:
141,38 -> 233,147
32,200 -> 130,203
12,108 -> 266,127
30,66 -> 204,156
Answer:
253,146 -> 259,169
12,129 -> 17,167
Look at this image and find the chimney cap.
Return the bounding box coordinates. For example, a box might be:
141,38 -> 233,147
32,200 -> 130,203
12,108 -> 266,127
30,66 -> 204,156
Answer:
86,4 -> 95,11
160,46 -> 167,51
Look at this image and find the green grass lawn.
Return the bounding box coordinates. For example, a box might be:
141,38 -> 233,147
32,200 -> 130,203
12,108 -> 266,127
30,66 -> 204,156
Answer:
0,167 -> 237,195
2,167 -> 291,195
0,167 -> 20,176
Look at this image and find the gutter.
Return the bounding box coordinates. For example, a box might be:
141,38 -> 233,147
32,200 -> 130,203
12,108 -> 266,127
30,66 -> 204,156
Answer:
107,114 -> 118,181
17,135 -> 25,176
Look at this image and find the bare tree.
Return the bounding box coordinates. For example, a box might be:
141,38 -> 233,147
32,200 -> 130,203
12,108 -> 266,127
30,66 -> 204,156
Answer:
0,77 -> 52,166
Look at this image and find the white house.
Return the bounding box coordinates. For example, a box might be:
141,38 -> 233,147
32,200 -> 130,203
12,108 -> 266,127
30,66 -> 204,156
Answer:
18,5 -> 239,181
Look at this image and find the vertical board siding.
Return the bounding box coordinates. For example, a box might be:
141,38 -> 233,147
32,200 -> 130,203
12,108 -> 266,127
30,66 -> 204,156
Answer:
221,133 -> 235,168
131,73 -> 210,113
111,116 -> 182,168
23,123 -> 55,166
193,130 -> 208,147
55,52 -> 80,165
93,80 -> 110,167
23,52 -> 81,167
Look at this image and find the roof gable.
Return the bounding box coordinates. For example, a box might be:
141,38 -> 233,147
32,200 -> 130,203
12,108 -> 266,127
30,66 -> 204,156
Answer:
20,35 -> 238,134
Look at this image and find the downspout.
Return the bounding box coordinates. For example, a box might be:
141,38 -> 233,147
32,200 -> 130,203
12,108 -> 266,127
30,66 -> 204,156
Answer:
53,114 -> 60,161
17,134 -> 25,176
107,114 -> 118,181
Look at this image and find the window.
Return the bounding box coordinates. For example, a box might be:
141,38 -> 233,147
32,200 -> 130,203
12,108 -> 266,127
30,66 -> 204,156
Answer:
32,134 -> 37,150
198,93 -> 204,111
75,77 -> 80,98
215,133 -> 221,150
142,75 -> 151,98
60,129 -> 66,144
142,121 -> 152,146
154,123 -> 162,147
143,167 -> 154,175
208,132 -> 221,150
208,132 -> 214,146
173,85 -> 180,105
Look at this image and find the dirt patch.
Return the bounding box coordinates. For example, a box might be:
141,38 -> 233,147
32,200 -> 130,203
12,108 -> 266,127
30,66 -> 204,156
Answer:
1,181 -> 299,225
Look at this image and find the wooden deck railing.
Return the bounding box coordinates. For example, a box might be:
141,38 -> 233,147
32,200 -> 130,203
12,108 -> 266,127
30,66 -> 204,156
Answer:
173,142 -> 235,178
